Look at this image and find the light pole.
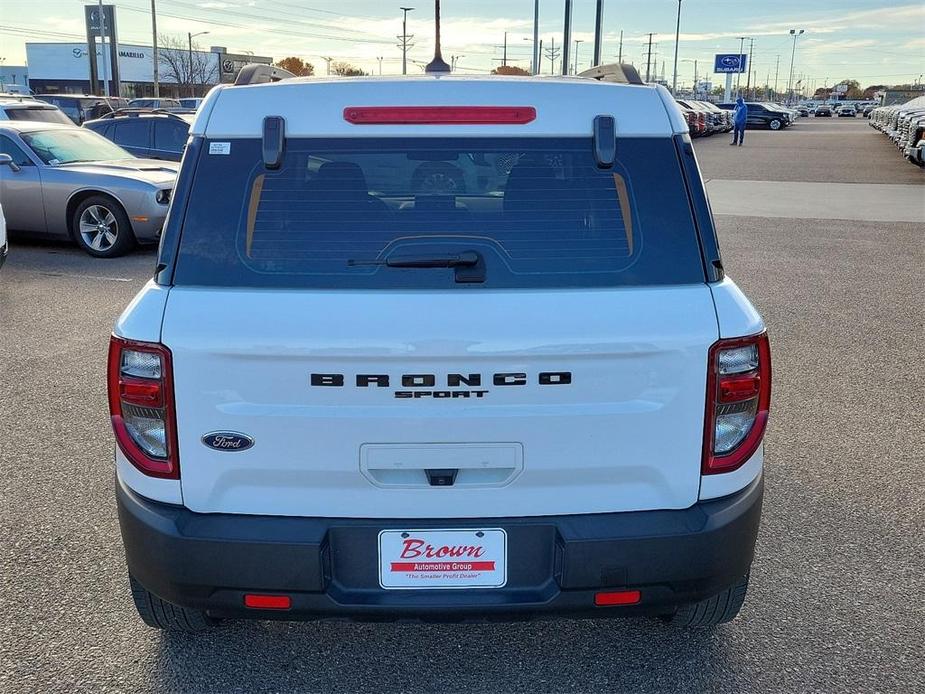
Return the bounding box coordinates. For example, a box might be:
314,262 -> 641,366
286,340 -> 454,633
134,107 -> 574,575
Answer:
376,56 -> 384,75
681,58 -> 697,96
735,37 -> 752,94
786,28 -> 804,105
573,39 -> 584,74
671,0 -> 682,94
187,31 -> 208,97
151,0 -> 159,97
523,37 -> 536,74
400,7 -> 414,75
450,55 -> 464,72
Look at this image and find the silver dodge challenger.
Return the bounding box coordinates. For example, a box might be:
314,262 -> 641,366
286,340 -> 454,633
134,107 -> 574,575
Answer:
0,121 -> 178,258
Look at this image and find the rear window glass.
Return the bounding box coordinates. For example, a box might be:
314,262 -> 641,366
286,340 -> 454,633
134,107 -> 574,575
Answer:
6,107 -> 73,125
172,137 -> 705,289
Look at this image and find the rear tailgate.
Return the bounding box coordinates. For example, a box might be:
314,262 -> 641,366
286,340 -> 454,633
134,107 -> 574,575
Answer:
164,286 -> 716,518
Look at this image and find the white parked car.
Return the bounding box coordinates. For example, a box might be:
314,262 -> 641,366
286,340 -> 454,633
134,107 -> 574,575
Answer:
0,95 -> 74,125
111,65 -> 771,632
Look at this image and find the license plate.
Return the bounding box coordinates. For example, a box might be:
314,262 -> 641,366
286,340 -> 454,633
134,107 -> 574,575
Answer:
378,528 -> 507,589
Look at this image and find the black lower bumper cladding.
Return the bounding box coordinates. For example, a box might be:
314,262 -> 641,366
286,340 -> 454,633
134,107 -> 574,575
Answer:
118,475 -> 763,621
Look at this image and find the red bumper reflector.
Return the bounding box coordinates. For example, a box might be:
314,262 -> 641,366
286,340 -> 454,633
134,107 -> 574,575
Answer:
343,106 -> 537,125
594,590 -> 641,606
244,594 -> 291,610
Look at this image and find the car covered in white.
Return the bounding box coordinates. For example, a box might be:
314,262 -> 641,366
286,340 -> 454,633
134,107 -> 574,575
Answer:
111,65 -> 771,632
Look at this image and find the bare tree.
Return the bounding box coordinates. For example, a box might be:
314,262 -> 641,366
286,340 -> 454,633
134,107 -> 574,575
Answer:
331,61 -> 367,77
158,33 -> 218,95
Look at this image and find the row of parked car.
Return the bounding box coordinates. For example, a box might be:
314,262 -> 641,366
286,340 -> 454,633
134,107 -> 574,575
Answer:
868,96 -> 925,168
0,93 -> 191,258
0,93 -> 201,126
675,99 -> 798,136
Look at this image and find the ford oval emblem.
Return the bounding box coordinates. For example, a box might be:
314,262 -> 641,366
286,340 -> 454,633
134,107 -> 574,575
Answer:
202,431 -> 254,452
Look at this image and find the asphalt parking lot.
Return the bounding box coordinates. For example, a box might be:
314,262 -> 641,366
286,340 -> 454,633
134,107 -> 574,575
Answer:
1,117 -> 923,693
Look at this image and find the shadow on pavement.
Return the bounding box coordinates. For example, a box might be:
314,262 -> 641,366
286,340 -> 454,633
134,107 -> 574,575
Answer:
152,617 -> 731,693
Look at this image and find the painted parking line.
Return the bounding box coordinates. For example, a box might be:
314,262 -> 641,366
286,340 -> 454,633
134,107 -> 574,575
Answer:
706,179 -> 925,222
39,271 -> 135,282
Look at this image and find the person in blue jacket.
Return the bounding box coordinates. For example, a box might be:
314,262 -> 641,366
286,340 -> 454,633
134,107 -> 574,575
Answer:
731,96 -> 748,146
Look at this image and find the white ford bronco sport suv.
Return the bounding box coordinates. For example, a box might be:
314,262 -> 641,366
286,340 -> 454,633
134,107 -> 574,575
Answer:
110,63 -> 770,632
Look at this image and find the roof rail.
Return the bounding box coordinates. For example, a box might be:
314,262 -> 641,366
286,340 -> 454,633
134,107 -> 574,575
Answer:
578,63 -> 644,86
98,108 -> 192,120
234,64 -> 296,86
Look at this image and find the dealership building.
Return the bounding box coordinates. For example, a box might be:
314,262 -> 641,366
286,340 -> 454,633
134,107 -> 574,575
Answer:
25,42 -> 273,98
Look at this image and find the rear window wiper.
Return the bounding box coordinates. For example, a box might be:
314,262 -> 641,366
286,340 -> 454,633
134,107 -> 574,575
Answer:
348,251 -> 479,268
348,251 -> 485,283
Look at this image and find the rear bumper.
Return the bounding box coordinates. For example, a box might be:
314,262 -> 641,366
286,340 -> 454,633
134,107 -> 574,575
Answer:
118,475 -> 763,621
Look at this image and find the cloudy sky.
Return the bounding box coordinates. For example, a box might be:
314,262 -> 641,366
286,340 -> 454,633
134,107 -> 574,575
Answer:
2,0 -> 923,89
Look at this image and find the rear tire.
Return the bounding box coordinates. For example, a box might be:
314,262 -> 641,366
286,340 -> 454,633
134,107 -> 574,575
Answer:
664,573 -> 750,628
129,575 -> 216,633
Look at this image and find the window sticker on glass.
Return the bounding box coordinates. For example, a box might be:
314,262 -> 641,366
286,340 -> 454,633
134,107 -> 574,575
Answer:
209,142 -> 231,155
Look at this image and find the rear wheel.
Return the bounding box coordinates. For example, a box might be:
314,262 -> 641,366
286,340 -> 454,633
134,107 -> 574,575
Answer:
129,575 -> 216,633
663,573 -> 750,628
769,119 -> 782,130
72,195 -> 136,258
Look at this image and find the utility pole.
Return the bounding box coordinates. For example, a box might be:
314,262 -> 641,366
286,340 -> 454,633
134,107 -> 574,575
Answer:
503,31 -> 508,66
545,37 -> 559,75
773,54 -> 780,99
399,7 -> 414,75
322,56 -> 333,76
645,33 -> 654,82
671,0 -> 682,94
573,39 -> 583,74
377,56 -> 384,75
532,0 -> 539,76
786,28 -> 804,105
736,36 -> 746,93
151,0 -> 159,97
592,0 -> 603,67
561,0 -> 572,76
617,29 -> 623,63
745,37 -> 755,99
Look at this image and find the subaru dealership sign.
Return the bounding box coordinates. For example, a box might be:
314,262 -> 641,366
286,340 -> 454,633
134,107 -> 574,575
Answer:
714,54 -> 747,74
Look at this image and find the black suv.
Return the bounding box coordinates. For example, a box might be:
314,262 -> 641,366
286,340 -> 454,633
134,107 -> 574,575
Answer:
718,102 -> 791,130
83,110 -> 194,161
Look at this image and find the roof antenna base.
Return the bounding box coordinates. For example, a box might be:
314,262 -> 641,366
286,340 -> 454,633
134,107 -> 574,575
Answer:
424,0 -> 451,74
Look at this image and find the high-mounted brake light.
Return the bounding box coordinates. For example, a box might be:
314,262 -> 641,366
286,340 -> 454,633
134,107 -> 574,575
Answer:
107,336 -> 179,479
343,106 -> 536,125
703,332 -> 771,475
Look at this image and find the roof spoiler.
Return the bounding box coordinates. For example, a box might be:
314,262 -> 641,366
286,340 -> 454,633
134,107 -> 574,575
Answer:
578,63 -> 644,86
234,64 -> 296,86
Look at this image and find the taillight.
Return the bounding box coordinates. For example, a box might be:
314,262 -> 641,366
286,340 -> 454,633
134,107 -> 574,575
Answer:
107,336 -> 179,479
703,332 -> 771,474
